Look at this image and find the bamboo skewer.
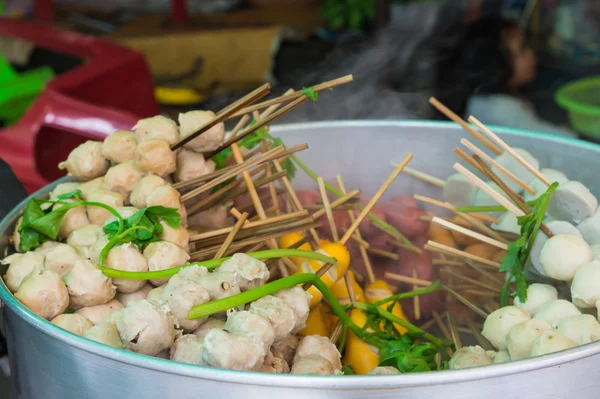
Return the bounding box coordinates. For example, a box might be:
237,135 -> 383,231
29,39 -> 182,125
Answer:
384,272 -> 432,286
214,212 -> 248,259
400,166 -> 445,188
447,312 -> 462,349
341,153 -> 414,245
412,269 -> 421,321
413,194 -> 500,224
232,75 -> 354,118
453,163 -> 524,217
318,177 -> 339,242
266,166 -> 281,216
217,171 -> 288,208
337,176 -> 376,283
172,83 -> 271,150
466,318 -> 494,351
443,285 -> 489,318
455,211 -> 509,244
432,311 -> 453,342
441,268 -> 501,293
468,116 -> 551,186
454,147 -> 487,175
430,216 -> 508,250
429,97 -> 502,155
464,260 -> 505,285
310,190 -> 361,219
366,247 -> 398,260
461,138 -> 536,195
425,240 -> 501,269
339,228 -> 370,248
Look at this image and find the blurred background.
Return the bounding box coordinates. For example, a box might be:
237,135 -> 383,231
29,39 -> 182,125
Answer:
1,0 -> 600,194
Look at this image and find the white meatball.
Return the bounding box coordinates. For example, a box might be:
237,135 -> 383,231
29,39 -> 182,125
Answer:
482,306 -> 531,350
178,110 -> 225,152
293,335 -> 342,371
133,115 -> 179,145
547,181 -> 598,224
442,173 -> 478,207
86,190 -> 126,226
571,260 -> 600,308
146,284 -> 166,305
505,319 -> 553,361
170,334 -> 207,365
88,235 -> 109,265
514,284 -> 558,316
76,299 -> 124,325
33,241 -> 61,255
192,317 -> 226,338
48,183 -> 81,207
51,313 -> 93,336
202,328 -> 266,371
143,241 -> 190,286
116,300 -> 176,356
369,366 -> 401,375
577,207 -> 600,246
492,148 -> 540,194
11,217 -> 22,252
530,221 -> 582,277
2,251 -> 45,293
67,224 -> 103,258
63,260 -> 116,308
58,141 -> 109,181
105,243 -> 148,293
130,174 -> 166,209
556,314 -> 600,345
135,139 -> 176,177
534,299 -> 581,328
274,286 -> 311,334
217,253 -> 270,291
540,234 -> 592,281
116,284 -> 153,307
249,296 -> 297,341
176,265 -> 208,282
15,266 -> 69,320
159,221 -> 189,251
491,212 -> 520,235
197,271 -> 241,301
271,334 -> 299,366
44,243 -> 85,276
524,168 -> 568,202
591,244 -> 600,260
104,160 -> 145,195
83,322 -> 124,349
78,177 -> 106,200
260,351 -> 290,374
105,308 -> 125,327
291,355 -> 336,375
225,311 -> 275,352
160,275 -> 210,331
146,186 -> 186,226
530,331 -> 576,357
174,149 -> 216,183
102,130 -> 137,164
449,346 -> 494,369
493,350 -> 511,364
52,200 -> 90,239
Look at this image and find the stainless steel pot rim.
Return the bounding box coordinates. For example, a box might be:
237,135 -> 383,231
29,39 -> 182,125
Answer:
2,120 -> 600,388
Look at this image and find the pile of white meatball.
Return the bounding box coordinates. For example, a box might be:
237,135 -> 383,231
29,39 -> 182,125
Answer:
444,148 -> 600,369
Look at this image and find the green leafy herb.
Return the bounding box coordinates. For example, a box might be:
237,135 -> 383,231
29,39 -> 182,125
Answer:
301,87 -> 319,101
499,182 -> 559,306
341,365 -> 354,375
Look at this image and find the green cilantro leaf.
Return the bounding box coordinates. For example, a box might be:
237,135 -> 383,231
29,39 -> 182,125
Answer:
301,87 -> 319,101
146,206 -> 181,228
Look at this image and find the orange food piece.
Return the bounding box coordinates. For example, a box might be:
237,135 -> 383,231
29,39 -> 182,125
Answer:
428,222 -> 457,249
464,243 -> 497,260
448,216 -> 480,246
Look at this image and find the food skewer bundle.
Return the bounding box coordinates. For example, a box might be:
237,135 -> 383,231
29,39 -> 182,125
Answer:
3,75 -> 600,377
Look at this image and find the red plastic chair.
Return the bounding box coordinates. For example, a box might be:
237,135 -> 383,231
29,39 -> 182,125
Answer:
0,18 -> 159,193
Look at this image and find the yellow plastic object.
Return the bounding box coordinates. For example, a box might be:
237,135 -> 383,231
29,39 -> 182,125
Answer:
342,308 -> 380,375
300,303 -> 330,337
318,241 -> 350,276
279,232 -> 312,266
365,280 -> 408,334
154,86 -> 206,105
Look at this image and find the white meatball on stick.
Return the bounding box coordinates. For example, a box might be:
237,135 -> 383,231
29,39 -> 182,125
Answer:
58,141 -> 109,181
76,299 -> 124,325
529,331 -> 576,357
146,186 -> 187,227
178,110 -> 225,152
143,241 -> 190,286
85,190 -> 126,226
2,251 -> 45,293
492,148 -> 540,194
63,260 -> 116,308
505,319 -> 553,361
84,322 -> 124,349
514,283 -> 558,316
571,260 -> 600,308
547,181 -> 598,224
159,274 -> 210,332
15,265 -> 69,320
540,234 -> 592,281
102,130 -> 137,164
116,284 -> 153,307
442,173 -> 479,207
130,174 -> 167,209
67,224 -> 103,258
105,243 -> 149,293
533,299 -> 581,328
557,315 -> 600,345
44,243 -> 84,277
524,168 -> 568,202
135,139 -> 176,177
249,295 -> 297,341
449,346 -> 495,370
159,221 -> 190,251
293,335 -> 342,372
274,286 -> 311,334
192,317 -> 226,338
174,149 -> 216,183
104,160 -> 145,195
52,200 -> 90,239
201,328 -> 265,371
529,221 -> 582,277
224,311 -> 275,353
291,355 -> 338,375
217,253 -> 270,291
51,313 -> 93,336
197,271 -> 241,301
133,115 -> 179,145
170,334 -> 207,365
482,306 -> 531,350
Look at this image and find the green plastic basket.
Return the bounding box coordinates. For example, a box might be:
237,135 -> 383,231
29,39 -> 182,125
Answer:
555,76 -> 600,138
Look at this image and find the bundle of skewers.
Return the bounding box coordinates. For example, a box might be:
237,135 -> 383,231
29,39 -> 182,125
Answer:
3,73 -> 600,376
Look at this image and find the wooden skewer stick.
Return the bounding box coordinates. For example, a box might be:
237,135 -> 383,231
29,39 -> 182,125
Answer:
419,318 -> 437,331
231,114 -> 251,138
431,216 -> 508,250
399,166 -> 445,188
217,170 -> 287,208
455,211 -> 509,244
206,96 -> 308,159
341,153 -> 413,245
366,247 -> 399,260
339,228 -> 370,248
468,116 -> 551,186
454,163 -> 525,217
454,147 -> 487,175
446,312 -> 462,350
412,194 -> 500,224
302,263 -> 334,290
432,311 -> 453,342
425,240 -> 501,269
214,212 -> 248,259
412,269 -> 421,321
384,272 -> 432,286
461,138 -> 536,195
232,75 -> 354,117
464,260 -> 505,285
466,318 -> 494,351
432,259 -> 467,267
429,97 -> 502,155
337,175 -> 376,284
172,83 -> 270,150
317,177 -> 339,242
266,165 -> 281,216
441,267 -> 501,293
442,284 -> 489,318
310,190 -> 361,219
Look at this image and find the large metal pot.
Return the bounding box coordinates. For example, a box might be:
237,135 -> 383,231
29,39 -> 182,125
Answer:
2,121 -> 600,399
